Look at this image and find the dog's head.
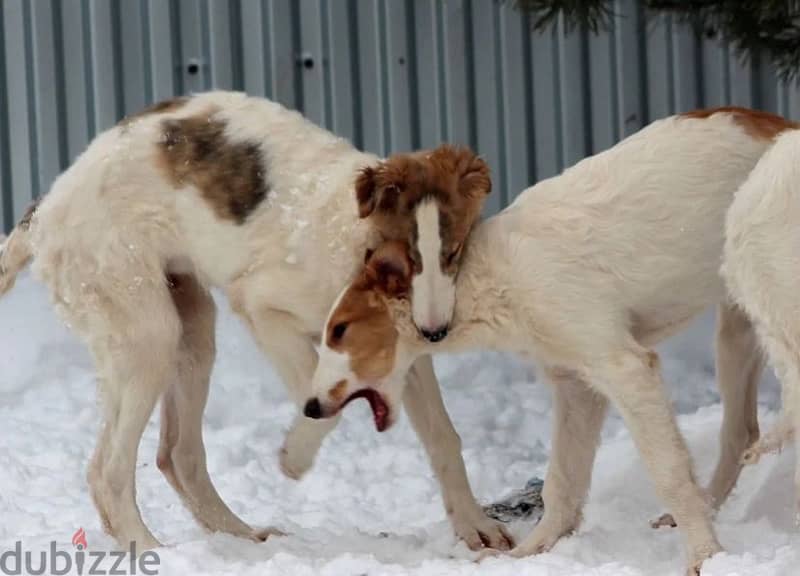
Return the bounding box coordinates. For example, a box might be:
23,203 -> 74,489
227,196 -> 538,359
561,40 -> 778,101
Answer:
304,241 -> 422,432
356,145 -> 490,342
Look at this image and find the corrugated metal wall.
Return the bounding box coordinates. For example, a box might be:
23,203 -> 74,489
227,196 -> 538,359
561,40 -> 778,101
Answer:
2,0 -> 800,231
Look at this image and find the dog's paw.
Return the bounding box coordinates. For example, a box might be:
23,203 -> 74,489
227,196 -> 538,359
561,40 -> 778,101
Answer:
506,515 -> 575,558
250,527 -> 285,542
279,426 -> 319,480
650,512 -> 677,529
686,540 -> 723,576
452,509 -> 514,551
475,547 -> 504,562
279,444 -> 315,480
279,415 -> 334,480
741,445 -> 764,466
686,551 -> 715,576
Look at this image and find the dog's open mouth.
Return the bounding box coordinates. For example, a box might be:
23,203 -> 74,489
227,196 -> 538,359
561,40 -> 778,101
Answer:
340,388 -> 390,432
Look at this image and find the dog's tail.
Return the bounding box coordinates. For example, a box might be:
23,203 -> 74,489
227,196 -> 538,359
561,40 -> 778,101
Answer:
0,201 -> 38,297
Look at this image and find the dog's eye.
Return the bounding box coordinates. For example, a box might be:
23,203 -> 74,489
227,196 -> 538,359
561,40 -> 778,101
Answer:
409,249 -> 423,274
332,322 -> 348,341
446,244 -> 462,267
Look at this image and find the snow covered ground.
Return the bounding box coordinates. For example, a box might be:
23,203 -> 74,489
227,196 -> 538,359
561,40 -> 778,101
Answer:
0,272 -> 797,575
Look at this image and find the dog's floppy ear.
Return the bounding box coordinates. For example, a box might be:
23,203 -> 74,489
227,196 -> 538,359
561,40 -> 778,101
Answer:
427,145 -> 491,199
355,166 -> 379,218
355,163 -> 401,219
456,148 -> 491,199
365,241 -> 412,297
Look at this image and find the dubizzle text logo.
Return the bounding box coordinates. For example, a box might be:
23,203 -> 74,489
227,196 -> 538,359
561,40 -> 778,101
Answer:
0,528 -> 160,575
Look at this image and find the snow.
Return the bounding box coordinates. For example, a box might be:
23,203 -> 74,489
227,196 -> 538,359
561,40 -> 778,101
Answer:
0,273 -> 797,576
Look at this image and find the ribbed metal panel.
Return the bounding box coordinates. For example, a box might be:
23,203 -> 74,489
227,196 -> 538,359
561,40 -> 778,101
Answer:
2,0 -> 799,231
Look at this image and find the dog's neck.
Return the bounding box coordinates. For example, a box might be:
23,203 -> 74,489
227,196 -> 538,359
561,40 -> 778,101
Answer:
401,220 -> 520,358
450,232 -> 516,350
227,153 -> 382,331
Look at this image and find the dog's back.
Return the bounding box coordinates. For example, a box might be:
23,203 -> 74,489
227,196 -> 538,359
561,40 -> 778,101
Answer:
3,92 -> 370,299
491,109 -> 785,345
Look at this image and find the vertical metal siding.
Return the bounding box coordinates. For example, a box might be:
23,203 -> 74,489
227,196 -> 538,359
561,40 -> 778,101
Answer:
2,0 -> 800,232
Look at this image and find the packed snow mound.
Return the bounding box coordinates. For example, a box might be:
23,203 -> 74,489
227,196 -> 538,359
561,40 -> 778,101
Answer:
0,273 -> 796,575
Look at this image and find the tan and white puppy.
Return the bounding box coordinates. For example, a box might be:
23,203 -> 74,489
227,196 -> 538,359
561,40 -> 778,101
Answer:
305,108 -> 798,574
723,127 -> 800,518
0,91 -> 509,551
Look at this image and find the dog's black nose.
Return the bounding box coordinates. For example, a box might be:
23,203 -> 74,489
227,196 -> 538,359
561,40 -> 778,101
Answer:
420,327 -> 448,343
304,397 -> 323,419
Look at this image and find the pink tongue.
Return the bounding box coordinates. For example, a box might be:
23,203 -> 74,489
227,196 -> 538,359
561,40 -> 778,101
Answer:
341,389 -> 390,432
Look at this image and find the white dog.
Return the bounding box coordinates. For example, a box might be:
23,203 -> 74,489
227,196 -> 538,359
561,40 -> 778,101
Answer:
0,91 -> 512,550
304,108 -> 798,573
723,127 -> 800,517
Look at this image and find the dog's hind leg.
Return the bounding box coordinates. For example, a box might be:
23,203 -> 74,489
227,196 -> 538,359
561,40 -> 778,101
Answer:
86,279 -> 181,550
87,412 -> 114,534
741,417 -> 793,464
156,274 -> 278,541
156,389 -> 180,494
708,303 -> 764,507
652,305 -> 765,529
591,345 -> 721,573
791,364 -> 800,520
741,327 -> 800,517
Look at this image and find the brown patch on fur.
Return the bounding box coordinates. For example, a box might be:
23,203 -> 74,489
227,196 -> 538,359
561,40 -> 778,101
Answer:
324,242 -> 412,381
157,109 -> 268,224
118,97 -> 189,127
17,199 -> 40,231
329,379 -> 349,402
356,145 -> 491,276
681,106 -> 799,140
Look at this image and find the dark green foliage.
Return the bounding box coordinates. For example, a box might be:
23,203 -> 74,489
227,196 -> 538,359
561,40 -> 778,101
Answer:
509,0 -> 614,33
508,0 -> 800,80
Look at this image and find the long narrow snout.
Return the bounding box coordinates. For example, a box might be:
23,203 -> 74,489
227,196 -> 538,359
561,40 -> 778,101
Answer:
411,200 -> 457,339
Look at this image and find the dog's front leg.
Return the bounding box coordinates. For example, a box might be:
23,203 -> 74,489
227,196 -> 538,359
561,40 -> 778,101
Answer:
244,307 -> 339,480
403,355 -> 513,551
506,367 -> 607,558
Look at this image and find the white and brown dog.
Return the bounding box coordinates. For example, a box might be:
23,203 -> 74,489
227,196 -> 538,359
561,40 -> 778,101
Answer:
723,127 -> 800,517
304,108 -> 798,573
0,91 -> 512,550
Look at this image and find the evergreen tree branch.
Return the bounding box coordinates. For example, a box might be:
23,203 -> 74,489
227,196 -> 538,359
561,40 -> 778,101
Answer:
508,0 -> 800,80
